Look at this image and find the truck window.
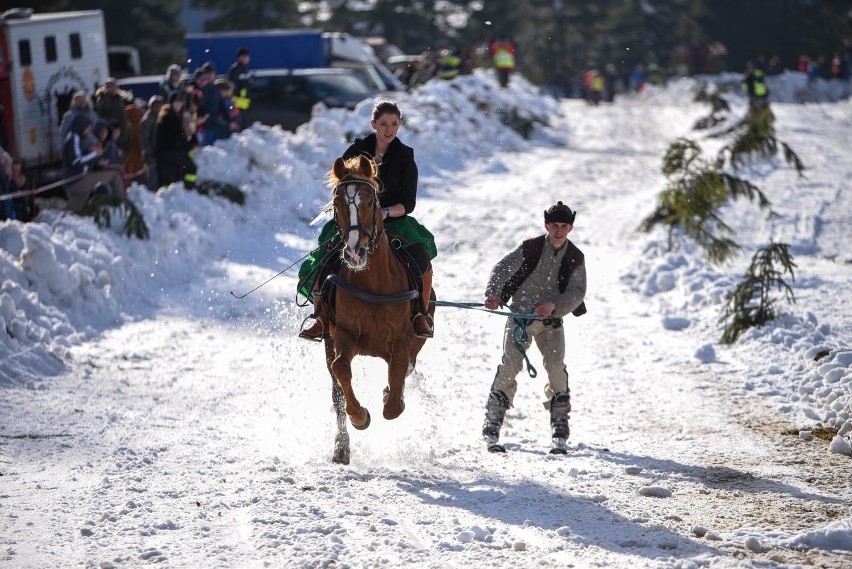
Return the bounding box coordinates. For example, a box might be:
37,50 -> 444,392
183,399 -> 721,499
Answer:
44,36 -> 57,63
18,39 -> 31,66
69,33 -> 82,59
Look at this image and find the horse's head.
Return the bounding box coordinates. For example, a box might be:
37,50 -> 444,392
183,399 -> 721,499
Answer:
330,155 -> 382,270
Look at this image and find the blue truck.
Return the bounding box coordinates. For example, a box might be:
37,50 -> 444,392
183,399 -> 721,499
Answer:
186,29 -> 326,74
185,30 -> 400,92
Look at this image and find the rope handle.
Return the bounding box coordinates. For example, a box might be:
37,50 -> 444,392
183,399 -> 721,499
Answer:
434,300 -> 542,377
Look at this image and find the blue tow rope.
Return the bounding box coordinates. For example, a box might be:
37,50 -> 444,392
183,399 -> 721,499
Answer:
433,300 -> 542,378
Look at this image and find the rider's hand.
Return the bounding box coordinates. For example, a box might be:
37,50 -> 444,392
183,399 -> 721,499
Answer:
534,301 -> 556,317
484,293 -> 500,310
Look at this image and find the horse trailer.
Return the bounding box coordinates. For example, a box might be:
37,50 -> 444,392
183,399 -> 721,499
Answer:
0,8 -> 109,168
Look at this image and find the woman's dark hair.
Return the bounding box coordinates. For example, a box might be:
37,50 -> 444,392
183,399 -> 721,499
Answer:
372,101 -> 402,121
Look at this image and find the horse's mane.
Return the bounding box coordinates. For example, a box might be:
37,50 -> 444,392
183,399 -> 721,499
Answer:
320,154 -> 381,213
325,154 -> 378,188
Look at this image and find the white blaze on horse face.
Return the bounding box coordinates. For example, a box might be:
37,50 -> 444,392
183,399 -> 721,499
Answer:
345,184 -> 362,262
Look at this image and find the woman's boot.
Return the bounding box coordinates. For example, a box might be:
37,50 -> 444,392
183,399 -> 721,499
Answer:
299,294 -> 329,341
413,268 -> 433,338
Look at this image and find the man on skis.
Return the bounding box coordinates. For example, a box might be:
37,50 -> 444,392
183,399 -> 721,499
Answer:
481,201 -> 587,453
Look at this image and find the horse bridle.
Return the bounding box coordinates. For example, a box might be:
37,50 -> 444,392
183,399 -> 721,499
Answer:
334,177 -> 384,253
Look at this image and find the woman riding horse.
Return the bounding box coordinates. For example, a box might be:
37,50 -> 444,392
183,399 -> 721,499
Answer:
319,154 -> 436,463
298,101 -> 436,340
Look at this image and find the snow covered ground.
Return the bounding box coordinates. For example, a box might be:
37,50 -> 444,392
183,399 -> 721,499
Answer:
1,70 -> 851,568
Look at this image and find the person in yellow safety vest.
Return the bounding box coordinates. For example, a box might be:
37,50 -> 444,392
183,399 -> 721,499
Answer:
437,48 -> 461,80
582,68 -> 605,105
490,39 -> 517,88
228,47 -> 253,111
742,61 -> 769,109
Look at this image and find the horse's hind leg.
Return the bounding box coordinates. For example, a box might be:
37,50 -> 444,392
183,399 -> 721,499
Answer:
331,381 -> 350,464
326,340 -> 350,464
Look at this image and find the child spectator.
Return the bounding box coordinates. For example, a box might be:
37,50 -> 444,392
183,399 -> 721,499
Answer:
215,78 -> 244,138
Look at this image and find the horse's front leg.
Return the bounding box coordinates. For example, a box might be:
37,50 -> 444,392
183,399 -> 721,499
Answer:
325,340 -> 350,464
382,351 -> 410,420
331,346 -> 371,430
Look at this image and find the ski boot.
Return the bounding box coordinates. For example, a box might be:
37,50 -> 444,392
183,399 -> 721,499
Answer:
549,392 -> 571,455
483,388 -> 510,452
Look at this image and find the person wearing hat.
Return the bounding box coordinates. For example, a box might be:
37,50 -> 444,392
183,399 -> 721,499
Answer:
480,201 -> 587,453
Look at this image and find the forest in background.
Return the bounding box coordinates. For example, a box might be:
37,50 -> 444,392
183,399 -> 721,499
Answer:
10,0 -> 852,89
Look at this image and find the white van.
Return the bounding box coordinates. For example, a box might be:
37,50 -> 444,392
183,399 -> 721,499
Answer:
0,8 -> 109,167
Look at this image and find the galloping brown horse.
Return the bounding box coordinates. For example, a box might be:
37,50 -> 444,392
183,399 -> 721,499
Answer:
322,154 -> 435,464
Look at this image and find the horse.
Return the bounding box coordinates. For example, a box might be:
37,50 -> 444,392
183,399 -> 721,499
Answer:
321,154 -> 435,464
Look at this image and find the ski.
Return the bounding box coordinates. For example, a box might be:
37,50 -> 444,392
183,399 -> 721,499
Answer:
550,438 -> 569,454
487,442 -> 507,453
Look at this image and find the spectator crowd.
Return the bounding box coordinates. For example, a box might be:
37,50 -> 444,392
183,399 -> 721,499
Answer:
2,51 -> 250,222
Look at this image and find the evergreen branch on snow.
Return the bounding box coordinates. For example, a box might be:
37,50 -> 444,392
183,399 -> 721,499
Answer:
716,106 -> 806,177
79,194 -> 150,240
719,242 -> 797,344
692,84 -> 731,131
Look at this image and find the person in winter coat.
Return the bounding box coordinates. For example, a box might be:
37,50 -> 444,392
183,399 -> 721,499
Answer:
480,201 -> 587,453
58,91 -> 98,153
215,79 -> 244,137
1,151 -> 34,222
140,95 -> 164,191
159,64 -> 185,101
228,47 -> 252,110
154,92 -> 196,189
490,38 -> 517,88
94,78 -> 130,152
61,114 -> 125,212
742,62 -> 769,109
298,101 -> 437,341
199,62 -> 225,146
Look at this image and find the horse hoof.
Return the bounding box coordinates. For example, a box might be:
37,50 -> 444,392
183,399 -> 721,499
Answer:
383,400 -> 405,420
352,407 -> 371,430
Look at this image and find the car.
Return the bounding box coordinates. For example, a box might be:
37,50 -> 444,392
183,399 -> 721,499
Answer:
330,60 -> 403,93
386,54 -> 425,74
243,68 -> 375,131
115,74 -> 162,102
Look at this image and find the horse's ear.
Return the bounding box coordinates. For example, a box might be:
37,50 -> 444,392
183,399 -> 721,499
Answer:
357,154 -> 375,178
332,157 -> 346,180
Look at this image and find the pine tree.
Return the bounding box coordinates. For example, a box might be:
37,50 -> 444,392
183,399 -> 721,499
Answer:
640,137 -> 772,264
692,83 -> 731,130
79,194 -> 150,240
719,242 -> 797,344
716,106 -> 805,177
